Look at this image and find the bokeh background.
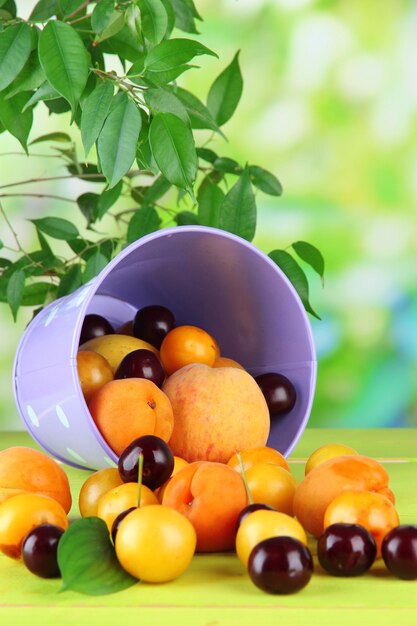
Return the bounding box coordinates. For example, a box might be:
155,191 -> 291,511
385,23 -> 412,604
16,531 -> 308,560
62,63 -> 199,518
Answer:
1,0 -> 416,430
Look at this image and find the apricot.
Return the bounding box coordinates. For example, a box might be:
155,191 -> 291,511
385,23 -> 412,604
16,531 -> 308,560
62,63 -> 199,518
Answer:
293,455 -> 394,538
79,334 -> 158,373
235,509 -> 307,568
228,446 -> 290,473
0,446 -> 72,514
97,482 -> 158,532
160,325 -> 218,375
163,363 -> 270,464
156,456 -> 189,502
77,350 -> 114,403
78,468 -> 123,517
213,357 -> 244,370
88,378 -> 174,456
161,461 -> 248,552
305,443 -> 358,475
0,493 -> 68,559
245,463 -> 297,516
324,490 -> 400,555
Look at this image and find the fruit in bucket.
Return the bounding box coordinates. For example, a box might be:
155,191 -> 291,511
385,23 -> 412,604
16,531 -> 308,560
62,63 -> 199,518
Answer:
133,305 -> 176,349
163,363 -> 270,464
78,334 -> 158,373
160,325 -> 218,375
88,378 -> 174,456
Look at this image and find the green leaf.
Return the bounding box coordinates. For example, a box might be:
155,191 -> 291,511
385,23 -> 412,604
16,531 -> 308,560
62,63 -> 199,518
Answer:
29,0 -> 59,20
171,86 -> 223,135
22,81 -> 60,112
137,0 -> 168,45
170,0 -> 198,34
99,24 -> 143,62
149,112 -> 197,194
83,251 -> 108,283
56,263 -> 82,298
144,63 -> 194,86
81,80 -> 114,159
207,51 -> 243,126
219,167 -> 256,241
91,0 -> 114,33
196,147 -> 217,163
58,517 -> 137,595
38,21 -> 90,117
44,97 -> 71,114
159,0 -> 176,37
249,165 -> 282,196
31,217 -> 79,241
5,52 -> 45,99
0,23 -> 32,91
0,91 -> 33,151
142,175 -> 171,204
30,132 -> 72,145
197,181 -> 224,228
144,38 -> 217,73
136,139 -> 159,175
58,0 -> 86,19
1,0 -> 16,18
6,268 -> 24,321
292,241 -> 325,285
77,192 -> 99,226
95,11 -> 125,44
97,180 -> 123,220
144,88 -> 189,125
175,210 -> 199,226
67,162 -> 107,182
213,157 -> 241,175
97,93 -> 142,189
268,250 -> 321,320
127,207 -> 161,243
21,282 -> 57,306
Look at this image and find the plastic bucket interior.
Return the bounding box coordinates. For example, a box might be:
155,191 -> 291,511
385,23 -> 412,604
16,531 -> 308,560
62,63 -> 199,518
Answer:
13,226 -> 317,470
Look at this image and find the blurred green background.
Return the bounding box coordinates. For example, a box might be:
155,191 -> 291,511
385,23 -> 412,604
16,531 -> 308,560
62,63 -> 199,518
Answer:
1,0 -> 416,430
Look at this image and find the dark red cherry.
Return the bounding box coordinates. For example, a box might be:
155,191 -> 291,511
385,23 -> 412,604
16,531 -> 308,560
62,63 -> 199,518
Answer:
79,314 -> 114,344
248,536 -> 313,594
235,503 -> 275,532
118,435 -> 174,490
114,349 -> 165,387
111,507 -> 136,544
133,305 -> 175,349
381,525 -> 417,580
254,372 -> 296,416
22,524 -> 64,578
317,523 -> 377,576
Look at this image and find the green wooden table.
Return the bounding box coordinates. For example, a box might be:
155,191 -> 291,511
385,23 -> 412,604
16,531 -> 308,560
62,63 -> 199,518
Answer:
0,429 -> 416,626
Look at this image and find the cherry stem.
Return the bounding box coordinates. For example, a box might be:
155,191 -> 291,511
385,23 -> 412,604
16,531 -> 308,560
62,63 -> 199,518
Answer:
137,452 -> 144,508
236,452 -> 253,505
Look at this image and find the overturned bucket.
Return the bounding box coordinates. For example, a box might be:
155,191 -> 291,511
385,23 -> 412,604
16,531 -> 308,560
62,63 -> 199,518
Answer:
13,226 -> 317,470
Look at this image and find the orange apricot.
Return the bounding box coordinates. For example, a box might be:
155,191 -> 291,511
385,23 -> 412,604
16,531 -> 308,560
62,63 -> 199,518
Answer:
213,357 -> 244,370
88,378 -> 174,456
160,325 -> 218,375
162,461 -> 248,552
228,446 -> 290,473
324,490 -> 400,555
293,455 -> 393,538
156,456 -> 189,503
0,446 -> 72,514
0,493 -> 68,559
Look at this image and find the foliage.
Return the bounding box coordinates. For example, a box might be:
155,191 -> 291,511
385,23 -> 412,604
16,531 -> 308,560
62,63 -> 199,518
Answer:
0,0 -> 323,320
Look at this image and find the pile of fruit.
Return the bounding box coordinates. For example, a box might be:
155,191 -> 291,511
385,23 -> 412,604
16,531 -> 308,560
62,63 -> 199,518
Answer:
0,304 -> 416,595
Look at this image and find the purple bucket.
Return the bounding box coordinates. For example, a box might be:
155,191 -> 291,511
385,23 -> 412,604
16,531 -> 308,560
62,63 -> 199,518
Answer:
13,226 -> 316,471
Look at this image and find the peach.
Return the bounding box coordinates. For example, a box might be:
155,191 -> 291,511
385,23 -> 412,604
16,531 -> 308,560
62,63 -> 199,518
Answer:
293,454 -> 394,537
0,446 -> 72,514
79,334 -> 158,373
161,461 -> 248,552
163,363 -> 270,463
88,378 -> 174,456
